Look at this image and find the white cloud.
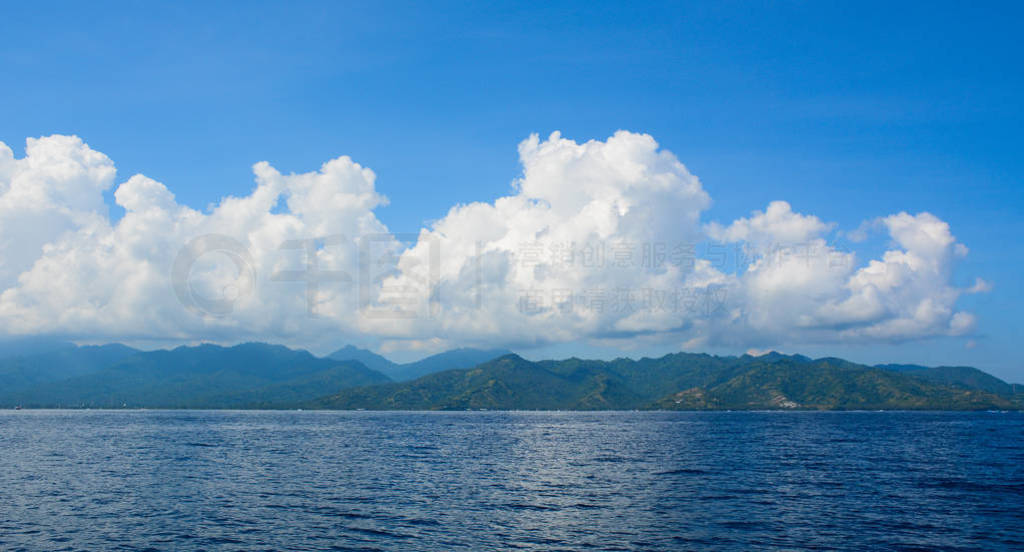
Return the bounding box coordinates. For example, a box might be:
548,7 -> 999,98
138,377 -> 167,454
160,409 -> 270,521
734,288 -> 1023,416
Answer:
0,132 -> 989,354
967,277 -> 993,294
0,139 -> 396,345
706,200 -> 832,245
708,208 -> 985,346
0,136 -> 115,289
358,130 -> 718,349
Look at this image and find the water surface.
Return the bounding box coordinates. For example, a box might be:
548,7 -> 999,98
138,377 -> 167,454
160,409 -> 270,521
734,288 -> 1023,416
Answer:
1,410 -> 1021,551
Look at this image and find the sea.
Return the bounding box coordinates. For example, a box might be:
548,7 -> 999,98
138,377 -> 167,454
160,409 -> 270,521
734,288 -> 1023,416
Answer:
0,410 -> 1021,551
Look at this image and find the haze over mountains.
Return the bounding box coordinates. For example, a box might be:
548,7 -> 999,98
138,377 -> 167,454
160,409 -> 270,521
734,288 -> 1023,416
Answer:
327,346 -> 512,382
0,339 -> 1020,410
0,342 -> 390,409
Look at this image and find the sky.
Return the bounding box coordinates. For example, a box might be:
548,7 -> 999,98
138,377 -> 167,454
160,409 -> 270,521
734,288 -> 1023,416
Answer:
0,1 -> 1022,379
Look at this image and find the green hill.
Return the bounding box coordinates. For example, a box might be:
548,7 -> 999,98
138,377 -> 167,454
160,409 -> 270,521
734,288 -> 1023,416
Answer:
876,363 -> 1019,396
310,353 -> 1021,411
656,359 -> 1016,410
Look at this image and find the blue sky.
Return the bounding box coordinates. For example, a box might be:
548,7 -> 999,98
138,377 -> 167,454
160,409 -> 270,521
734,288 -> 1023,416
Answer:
1,1 -> 1021,378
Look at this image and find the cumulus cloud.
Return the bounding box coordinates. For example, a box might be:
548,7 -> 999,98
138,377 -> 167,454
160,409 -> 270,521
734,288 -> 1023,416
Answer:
0,136 -> 114,288
0,132 -> 988,353
707,208 -> 980,347
358,131 -> 719,349
706,200 -> 833,245
0,139 -> 395,344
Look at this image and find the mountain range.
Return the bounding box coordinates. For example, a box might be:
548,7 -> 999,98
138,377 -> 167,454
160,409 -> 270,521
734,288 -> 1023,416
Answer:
0,342 -> 387,408
0,339 -> 1020,410
309,352 -> 1023,411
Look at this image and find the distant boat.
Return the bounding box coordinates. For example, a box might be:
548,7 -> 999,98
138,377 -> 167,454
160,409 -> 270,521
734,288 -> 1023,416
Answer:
14,405 -> 21,410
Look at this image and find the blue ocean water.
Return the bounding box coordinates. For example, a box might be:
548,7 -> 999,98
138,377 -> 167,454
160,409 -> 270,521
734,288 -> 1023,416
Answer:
0,410 -> 1021,551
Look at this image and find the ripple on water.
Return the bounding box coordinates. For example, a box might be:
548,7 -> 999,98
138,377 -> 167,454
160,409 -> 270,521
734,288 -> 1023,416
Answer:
0,410 -> 1021,551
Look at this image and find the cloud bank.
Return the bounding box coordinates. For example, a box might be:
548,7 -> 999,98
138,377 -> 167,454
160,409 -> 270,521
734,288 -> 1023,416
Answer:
0,132 -> 987,353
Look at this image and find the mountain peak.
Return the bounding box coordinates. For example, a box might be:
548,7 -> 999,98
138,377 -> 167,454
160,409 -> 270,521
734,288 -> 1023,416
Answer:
334,347 -> 515,382
327,345 -> 398,374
